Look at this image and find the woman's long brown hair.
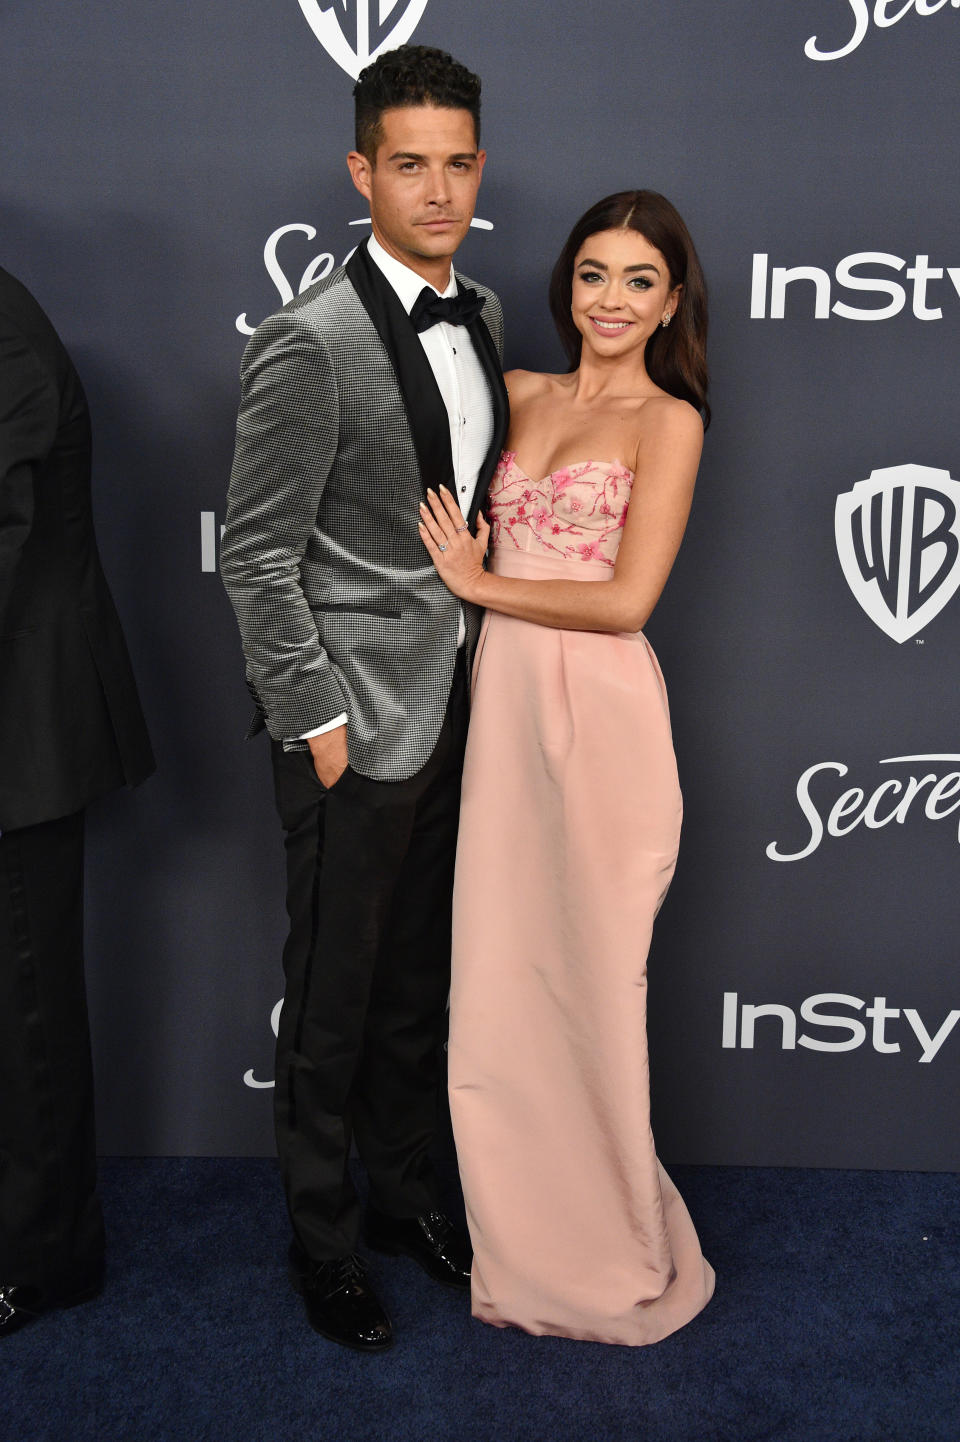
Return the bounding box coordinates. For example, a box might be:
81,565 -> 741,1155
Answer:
548,190 -> 710,428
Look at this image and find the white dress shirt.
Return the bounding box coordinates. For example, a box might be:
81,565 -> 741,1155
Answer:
301,235 -> 494,739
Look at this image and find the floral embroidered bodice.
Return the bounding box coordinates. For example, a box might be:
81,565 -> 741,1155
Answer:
486,451 -> 634,567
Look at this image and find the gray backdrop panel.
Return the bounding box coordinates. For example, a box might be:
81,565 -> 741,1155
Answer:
4,1 -> 958,1164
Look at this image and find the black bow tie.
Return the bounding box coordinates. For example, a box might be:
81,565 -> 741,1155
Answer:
410,285 -> 485,333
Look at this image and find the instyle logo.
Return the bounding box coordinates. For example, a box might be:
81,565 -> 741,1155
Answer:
750,253 -> 960,320
806,0 -> 960,62
722,992 -> 960,1063
200,513 -> 224,572
835,465 -> 960,642
298,0 -> 430,79
766,755 -> 960,862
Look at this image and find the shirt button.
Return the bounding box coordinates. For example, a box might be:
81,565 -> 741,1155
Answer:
452,346 -> 457,354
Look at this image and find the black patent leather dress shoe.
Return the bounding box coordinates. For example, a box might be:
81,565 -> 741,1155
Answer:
0,1278 -> 101,1338
364,1208 -> 473,1290
0,1286 -> 37,1338
290,1254 -> 393,1351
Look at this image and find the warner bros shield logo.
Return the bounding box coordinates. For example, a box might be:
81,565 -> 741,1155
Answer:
298,0 -> 430,79
835,464 -> 960,642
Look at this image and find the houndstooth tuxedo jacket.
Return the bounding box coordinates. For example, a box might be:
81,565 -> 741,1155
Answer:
221,240 -> 509,782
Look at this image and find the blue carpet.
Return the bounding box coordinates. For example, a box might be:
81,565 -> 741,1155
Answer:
5,1160 -> 958,1441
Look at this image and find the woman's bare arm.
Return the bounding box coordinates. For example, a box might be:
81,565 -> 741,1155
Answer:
419,396 -> 703,634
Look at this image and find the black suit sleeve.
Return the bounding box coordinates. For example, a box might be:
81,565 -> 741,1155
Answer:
0,317 -> 55,630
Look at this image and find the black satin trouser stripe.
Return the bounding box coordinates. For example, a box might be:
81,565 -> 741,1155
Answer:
271,660 -> 467,1262
0,811 -> 103,1299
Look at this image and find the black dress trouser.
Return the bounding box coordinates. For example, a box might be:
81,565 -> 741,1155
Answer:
0,810 -> 104,1302
270,658 -> 468,1262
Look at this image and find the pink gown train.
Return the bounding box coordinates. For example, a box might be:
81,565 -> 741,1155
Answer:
448,451 -> 714,1346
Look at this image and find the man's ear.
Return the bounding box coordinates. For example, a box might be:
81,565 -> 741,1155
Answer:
346,150 -> 373,202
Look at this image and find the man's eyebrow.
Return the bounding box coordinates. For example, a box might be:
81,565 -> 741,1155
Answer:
386,150 -> 478,162
577,257 -> 661,275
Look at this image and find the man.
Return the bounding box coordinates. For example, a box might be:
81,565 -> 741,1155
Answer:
221,46 -> 508,1351
0,266 -> 155,1337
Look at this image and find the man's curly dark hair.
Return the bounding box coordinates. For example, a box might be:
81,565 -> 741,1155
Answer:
353,45 -> 481,160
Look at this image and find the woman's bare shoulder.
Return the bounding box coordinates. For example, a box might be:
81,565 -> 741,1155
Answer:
637,393 -> 705,445
503,368 -> 570,402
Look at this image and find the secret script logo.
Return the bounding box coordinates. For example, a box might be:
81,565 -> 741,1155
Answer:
806,0 -> 960,61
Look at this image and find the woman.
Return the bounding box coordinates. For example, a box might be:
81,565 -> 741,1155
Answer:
419,190 -> 715,1345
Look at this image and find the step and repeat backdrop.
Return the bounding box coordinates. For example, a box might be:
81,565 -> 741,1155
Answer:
4,1 -> 958,1167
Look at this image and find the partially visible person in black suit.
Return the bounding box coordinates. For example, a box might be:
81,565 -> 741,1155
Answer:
0,265 -> 155,1338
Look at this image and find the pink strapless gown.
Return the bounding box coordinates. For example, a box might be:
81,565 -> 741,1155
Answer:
448,452 -> 714,1346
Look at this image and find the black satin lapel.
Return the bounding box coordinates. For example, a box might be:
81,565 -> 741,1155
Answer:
345,242 -> 453,498
464,309 -> 510,528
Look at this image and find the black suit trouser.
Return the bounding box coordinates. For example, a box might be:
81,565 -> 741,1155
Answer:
270,658 -> 467,1262
0,810 -> 104,1301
